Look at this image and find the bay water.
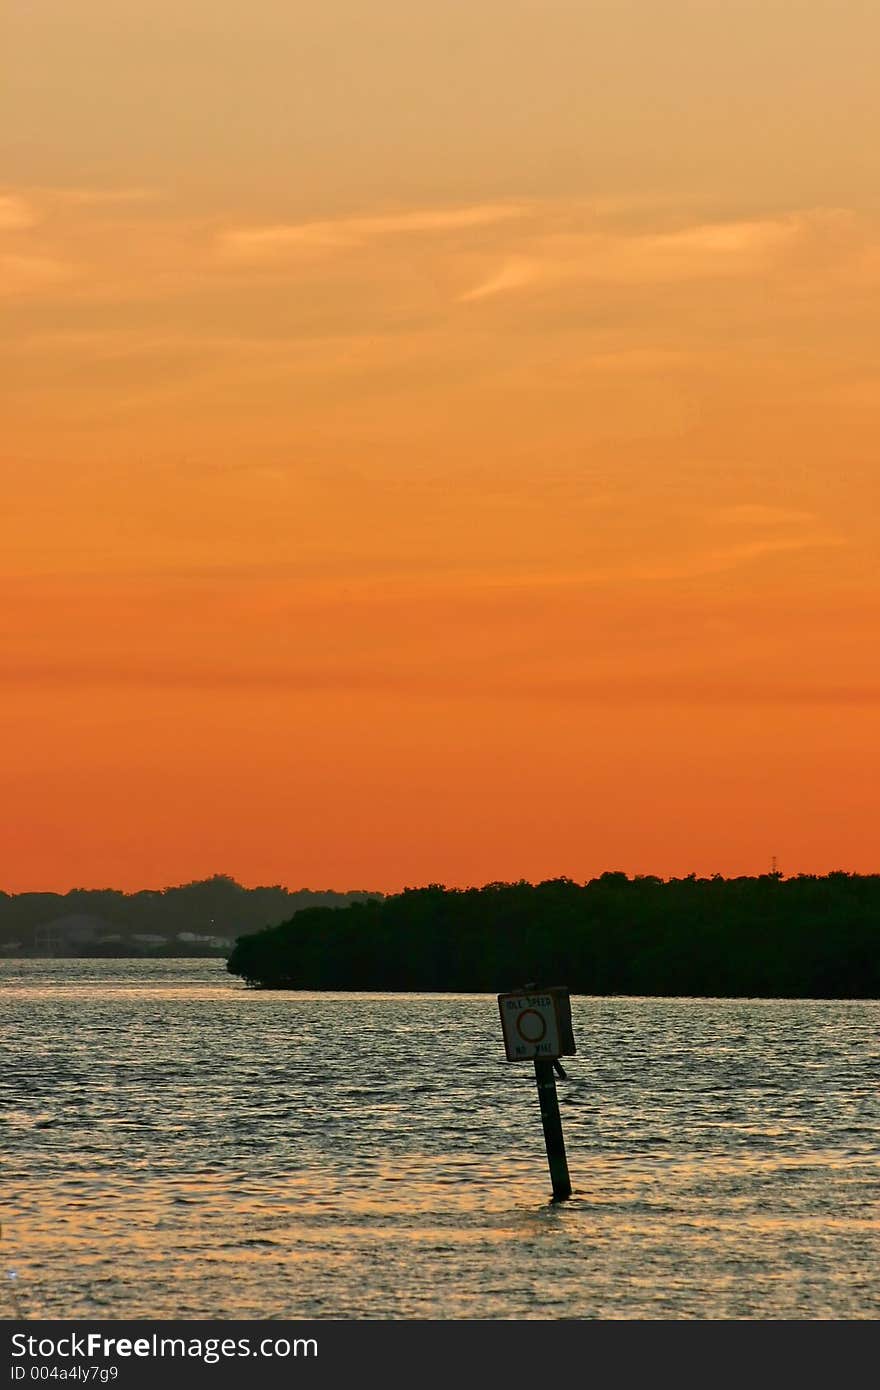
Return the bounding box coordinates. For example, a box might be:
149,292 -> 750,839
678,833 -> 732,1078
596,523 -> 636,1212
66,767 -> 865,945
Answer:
2,959 -> 877,1319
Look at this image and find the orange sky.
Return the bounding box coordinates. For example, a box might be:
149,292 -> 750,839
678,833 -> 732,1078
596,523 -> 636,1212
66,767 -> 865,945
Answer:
3,1 -> 879,892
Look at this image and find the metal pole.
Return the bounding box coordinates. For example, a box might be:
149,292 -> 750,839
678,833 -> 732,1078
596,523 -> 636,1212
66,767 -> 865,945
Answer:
533,1059 -> 572,1201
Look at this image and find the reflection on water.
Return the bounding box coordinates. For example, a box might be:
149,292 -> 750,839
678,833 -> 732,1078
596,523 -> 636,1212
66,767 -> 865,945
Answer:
1,959 -> 878,1318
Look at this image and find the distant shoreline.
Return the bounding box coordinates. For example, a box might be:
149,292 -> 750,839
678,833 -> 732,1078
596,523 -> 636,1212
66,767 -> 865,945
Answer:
4,956 -> 878,1001
0,875 -> 382,960
2,949 -> 230,961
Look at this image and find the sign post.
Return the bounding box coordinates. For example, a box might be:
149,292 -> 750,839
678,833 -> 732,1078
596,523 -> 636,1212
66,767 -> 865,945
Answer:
497,986 -> 576,1202
533,1059 -> 571,1201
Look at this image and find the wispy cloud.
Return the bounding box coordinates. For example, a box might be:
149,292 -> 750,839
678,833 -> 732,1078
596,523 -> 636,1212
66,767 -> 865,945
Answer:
4,651 -> 877,708
461,216 -> 807,301
714,504 -> 817,526
41,186 -> 161,206
0,186 -> 160,299
217,203 -> 526,260
700,536 -> 845,567
484,535 -> 848,588
0,254 -> 73,295
0,194 -> 37,230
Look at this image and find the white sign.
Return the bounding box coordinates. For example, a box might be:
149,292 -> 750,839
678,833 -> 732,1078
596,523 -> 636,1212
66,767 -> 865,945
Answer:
498,991 -> 562,1061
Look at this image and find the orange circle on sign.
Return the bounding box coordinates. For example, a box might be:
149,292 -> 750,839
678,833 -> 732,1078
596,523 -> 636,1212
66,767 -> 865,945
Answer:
516,1009 -> 547,1043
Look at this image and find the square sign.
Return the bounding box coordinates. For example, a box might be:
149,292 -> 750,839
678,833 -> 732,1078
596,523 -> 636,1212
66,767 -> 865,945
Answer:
498,989 -> 573,1062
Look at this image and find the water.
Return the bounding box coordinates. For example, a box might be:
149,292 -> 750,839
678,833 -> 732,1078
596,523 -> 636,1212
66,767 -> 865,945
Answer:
1,959 -> 878,1319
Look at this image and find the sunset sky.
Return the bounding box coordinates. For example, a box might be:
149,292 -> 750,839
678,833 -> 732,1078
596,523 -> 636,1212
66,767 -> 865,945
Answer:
3,0 -> 879,892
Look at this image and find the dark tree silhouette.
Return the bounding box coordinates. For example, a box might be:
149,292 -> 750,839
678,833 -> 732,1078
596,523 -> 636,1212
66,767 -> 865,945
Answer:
226,874 -> 880,998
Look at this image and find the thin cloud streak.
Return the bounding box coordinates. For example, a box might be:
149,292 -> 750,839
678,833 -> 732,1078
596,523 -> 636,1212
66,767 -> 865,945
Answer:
0,533 -> 845,595
41,187 -> 162,206
0,529 -> 846,598
0,254 -> 74,294
3,657 -> 879,708
0,194 -> 37,230
461,216 -> 810,301
217,203 -> 527,260
714,505 -> 817,526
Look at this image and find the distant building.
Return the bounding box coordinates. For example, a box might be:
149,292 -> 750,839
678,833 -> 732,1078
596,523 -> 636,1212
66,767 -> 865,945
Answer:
176,932 -> 232,949
34,914 -> 115,954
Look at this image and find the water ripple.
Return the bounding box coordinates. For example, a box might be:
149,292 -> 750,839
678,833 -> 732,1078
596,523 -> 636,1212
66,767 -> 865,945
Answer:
1,959 -> 878,1318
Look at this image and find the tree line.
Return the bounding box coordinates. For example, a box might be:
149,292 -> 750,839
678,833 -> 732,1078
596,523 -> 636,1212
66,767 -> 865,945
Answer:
226,873 -> 880,997
0,875 -> 382,954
